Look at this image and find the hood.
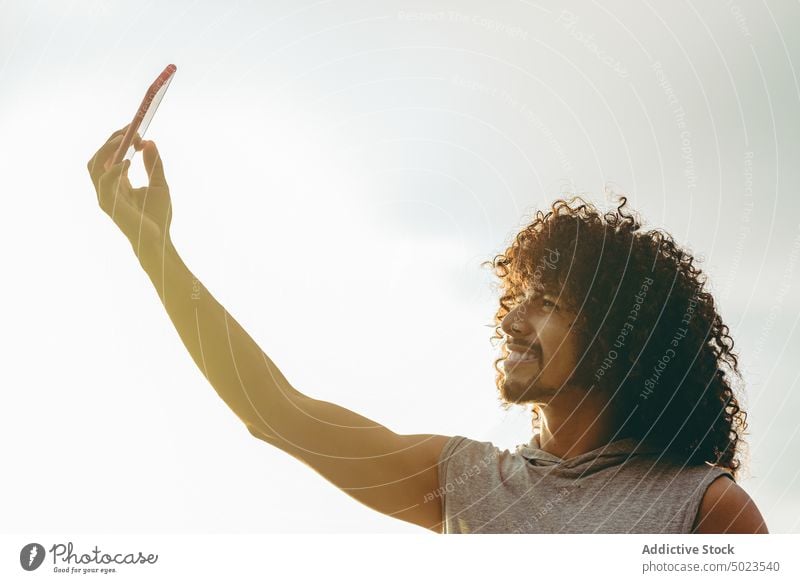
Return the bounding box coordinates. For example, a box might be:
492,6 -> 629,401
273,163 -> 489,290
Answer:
515,433 -> 663,475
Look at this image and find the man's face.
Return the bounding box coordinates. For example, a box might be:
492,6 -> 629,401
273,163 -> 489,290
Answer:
498,289 -> 583,404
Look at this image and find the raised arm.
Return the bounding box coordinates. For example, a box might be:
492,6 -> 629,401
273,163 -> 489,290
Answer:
87,127 -> 451,531
145,239 -> 450,530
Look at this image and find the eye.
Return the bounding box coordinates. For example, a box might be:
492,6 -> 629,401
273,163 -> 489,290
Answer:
541,297 -> 559,311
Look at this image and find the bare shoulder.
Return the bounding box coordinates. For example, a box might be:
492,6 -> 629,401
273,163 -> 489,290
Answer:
693,475 -> 769,534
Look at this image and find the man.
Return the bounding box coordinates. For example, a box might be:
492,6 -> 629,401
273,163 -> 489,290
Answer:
88,127 -> 768,534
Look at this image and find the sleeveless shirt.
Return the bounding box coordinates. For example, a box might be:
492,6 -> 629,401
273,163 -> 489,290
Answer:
437,434 -> 733,534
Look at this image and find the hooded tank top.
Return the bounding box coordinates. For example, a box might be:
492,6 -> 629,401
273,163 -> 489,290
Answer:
437,434 -> 733,534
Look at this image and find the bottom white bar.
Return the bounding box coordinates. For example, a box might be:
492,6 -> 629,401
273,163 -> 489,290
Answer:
2,534 -> 797,582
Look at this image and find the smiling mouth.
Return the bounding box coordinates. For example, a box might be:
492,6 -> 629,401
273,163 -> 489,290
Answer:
505,351 -> 539,365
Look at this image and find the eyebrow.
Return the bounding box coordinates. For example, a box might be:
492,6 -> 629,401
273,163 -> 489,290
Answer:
523,286 -> 553,298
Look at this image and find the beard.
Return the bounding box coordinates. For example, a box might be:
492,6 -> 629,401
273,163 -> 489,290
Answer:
498,362 -> 560,405
498,356 -> 586,405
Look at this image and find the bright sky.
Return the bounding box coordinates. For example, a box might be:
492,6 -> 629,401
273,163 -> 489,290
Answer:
2,0 -> 799,533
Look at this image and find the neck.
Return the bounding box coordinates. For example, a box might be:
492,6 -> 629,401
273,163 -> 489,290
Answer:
535,389 -> 619,459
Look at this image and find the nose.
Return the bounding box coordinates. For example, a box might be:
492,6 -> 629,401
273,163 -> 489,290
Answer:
501,303 -> 530,337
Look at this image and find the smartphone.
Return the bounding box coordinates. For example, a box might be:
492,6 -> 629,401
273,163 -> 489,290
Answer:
110,64 -> 177,167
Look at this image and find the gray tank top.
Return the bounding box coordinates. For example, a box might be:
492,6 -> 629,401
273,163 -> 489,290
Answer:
437,434 -> 733,534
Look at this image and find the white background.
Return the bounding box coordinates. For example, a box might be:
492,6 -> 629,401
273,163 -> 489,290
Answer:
1,0 -> 798,533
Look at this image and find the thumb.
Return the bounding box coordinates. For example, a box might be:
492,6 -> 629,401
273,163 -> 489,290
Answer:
141,140 -> 168,188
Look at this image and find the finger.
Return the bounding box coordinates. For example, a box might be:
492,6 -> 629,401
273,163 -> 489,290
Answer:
101,131 -> 141,173
106,124 -> 131,143
87,135 -> 125,187
87,125 -> 135,183
97,159 -> 133,212
141,140 -> 168,188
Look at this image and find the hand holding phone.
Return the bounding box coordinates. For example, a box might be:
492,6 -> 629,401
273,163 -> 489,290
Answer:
107,64 -> 177,170
88,63 -> 177,265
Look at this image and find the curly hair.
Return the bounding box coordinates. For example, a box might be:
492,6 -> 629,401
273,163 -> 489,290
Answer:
482,196 -> 748,479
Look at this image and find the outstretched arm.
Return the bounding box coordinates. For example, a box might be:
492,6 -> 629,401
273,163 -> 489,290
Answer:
144,237 -> 450,530
142,236 -> 299,432
87,127 -> 451,531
